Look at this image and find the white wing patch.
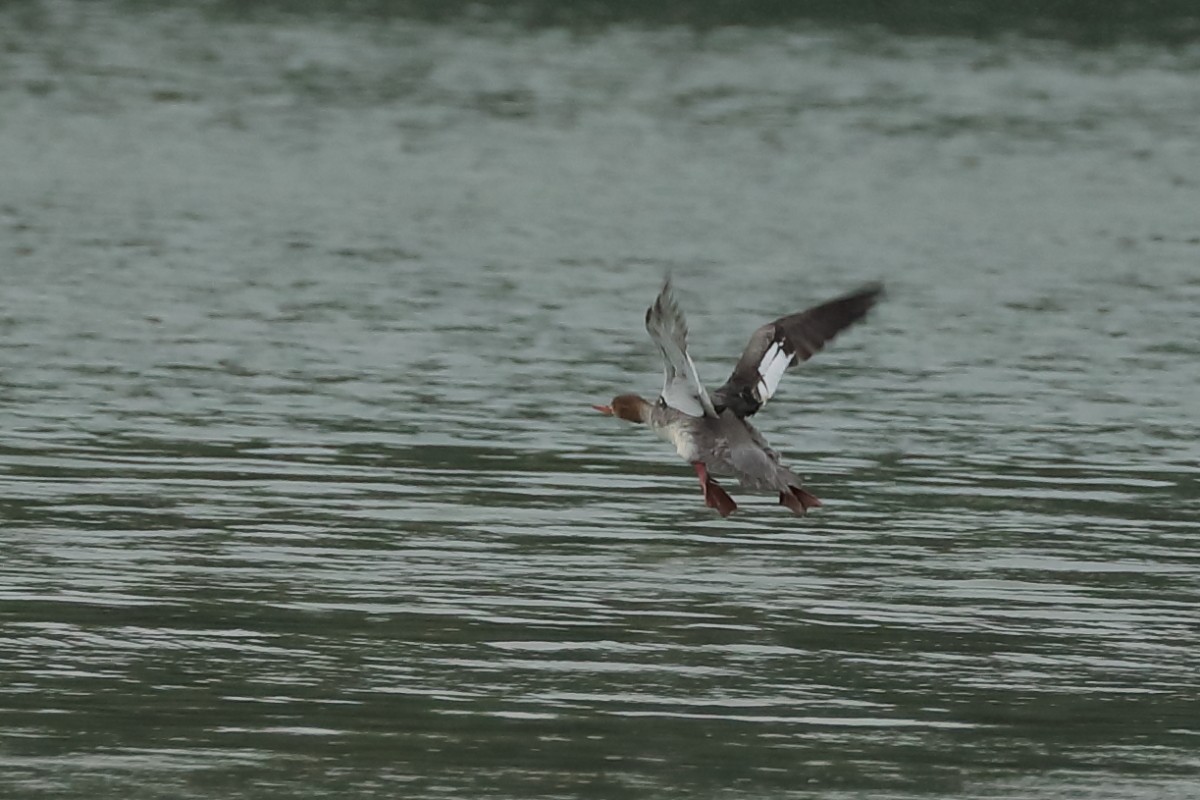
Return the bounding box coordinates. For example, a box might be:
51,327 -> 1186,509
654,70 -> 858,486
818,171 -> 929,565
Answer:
754,340 -> 792,406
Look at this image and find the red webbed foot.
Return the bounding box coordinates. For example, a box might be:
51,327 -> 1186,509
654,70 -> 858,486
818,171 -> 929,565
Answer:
779,485 -> 822,515
692,462 -> 738,518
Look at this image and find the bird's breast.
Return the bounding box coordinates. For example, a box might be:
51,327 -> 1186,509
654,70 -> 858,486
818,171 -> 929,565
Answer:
654,421 -> 701,463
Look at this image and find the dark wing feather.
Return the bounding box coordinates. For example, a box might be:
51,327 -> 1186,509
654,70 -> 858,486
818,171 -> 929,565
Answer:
711,282 -> 883,418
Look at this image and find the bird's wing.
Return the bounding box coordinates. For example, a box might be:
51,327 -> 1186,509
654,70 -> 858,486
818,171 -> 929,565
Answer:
644,279 -> 718,419
711,283 -> 883,418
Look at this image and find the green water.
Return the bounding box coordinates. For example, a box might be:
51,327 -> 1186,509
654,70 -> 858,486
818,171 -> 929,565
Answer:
1,4 -> 1198,798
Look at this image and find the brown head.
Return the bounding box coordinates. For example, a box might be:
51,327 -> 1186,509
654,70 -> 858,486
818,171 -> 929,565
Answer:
592,393 -> 652,424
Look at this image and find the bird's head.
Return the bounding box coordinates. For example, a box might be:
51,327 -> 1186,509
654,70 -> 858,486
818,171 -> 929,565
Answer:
592,394 -> 652,424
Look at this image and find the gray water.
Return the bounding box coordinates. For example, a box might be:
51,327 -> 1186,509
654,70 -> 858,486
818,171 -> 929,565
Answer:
2,4 -> 1200,799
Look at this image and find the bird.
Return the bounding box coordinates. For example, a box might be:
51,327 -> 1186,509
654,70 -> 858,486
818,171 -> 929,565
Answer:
594,278 -> 882,517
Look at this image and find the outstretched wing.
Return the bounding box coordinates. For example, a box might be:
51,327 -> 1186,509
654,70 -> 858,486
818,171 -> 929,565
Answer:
645,279 -> 718,419
711,282 -> 883,418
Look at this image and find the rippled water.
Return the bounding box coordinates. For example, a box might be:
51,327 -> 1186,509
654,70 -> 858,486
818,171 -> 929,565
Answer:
2,4 -> 1199,798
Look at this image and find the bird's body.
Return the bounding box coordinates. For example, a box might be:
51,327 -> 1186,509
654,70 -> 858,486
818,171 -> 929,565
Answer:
596,279 -> 881,517
645,403 -> 794,491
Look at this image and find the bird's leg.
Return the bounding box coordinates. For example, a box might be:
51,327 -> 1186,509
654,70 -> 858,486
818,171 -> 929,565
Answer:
692,462 -> 737,517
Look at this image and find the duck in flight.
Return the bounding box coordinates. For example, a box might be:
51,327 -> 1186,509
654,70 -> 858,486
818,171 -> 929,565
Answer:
595,279 -> 882,517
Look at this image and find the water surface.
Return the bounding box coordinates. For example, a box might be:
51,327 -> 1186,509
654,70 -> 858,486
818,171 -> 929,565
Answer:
1,4 -> 1199,798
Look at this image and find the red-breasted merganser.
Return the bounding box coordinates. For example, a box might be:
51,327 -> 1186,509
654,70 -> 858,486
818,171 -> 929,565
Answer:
595,279 -> 882,517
